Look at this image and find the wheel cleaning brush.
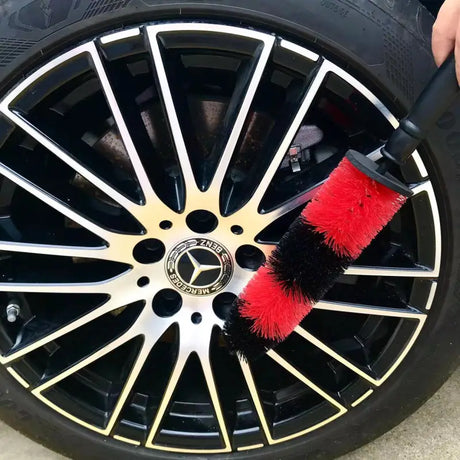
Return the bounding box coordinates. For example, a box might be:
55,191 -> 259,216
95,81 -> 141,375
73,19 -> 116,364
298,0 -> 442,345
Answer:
224,54 -> 459,360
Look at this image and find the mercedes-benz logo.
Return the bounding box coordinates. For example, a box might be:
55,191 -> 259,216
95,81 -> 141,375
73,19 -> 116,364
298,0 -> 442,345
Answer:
166,238 -> 233,296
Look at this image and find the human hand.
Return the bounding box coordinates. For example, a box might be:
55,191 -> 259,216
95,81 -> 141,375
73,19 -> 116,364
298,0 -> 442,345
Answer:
432,0 -> 460,83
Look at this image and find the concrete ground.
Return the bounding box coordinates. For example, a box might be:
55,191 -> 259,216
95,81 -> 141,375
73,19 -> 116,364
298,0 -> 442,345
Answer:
0,368 -> 458,459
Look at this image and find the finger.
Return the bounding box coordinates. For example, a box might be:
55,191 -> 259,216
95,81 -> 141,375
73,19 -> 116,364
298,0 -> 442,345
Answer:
455,23 -> 460,85
432,31 -> 455,67
433,21 -> 456,66
432,2 -> 459,66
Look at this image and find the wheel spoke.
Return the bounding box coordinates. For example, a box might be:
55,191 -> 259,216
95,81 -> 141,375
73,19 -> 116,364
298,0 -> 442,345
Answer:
239,351 -> 347,445
197,346 -> 232,452
208,35 -> 275,194
255,147 -> 383,230
345,266 -> 437,277
104,342 -> 151,433
315,300 -> 426,319
0,162 -> 114,243
1,297 -> 126,365
410,180 -> 441,276
241,60 -> 330,214
239,358 -> 272,444
294,326 -> 379,385
230,266 -> 258,295
145,348 -> 189,447
145,27 -> 197,197
0,241 -> 117,261
0,274 -> 124,294
254,178 -> 440,279
267,349 -> 347,411
105,321 -> 172,434
32,328 -> 137,394
0,109 -> 144,220
87,42 -> 162,210
251,183 -> 322,233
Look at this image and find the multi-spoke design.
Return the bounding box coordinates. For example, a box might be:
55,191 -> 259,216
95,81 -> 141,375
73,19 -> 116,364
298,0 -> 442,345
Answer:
0,23 -> 440,453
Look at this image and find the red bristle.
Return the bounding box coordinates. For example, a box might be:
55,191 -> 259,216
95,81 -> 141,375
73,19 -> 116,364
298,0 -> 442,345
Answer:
303,158 -> 407,259
239,266 -> 312,340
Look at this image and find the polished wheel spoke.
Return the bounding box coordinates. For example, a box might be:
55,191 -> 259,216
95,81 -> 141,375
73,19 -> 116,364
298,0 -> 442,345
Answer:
241,60 -> 329,215
294,326 -> 379,385
239,351 -> 347,445
315,300 -> 426,319
0,110 -> 143,218
1,297 -> 126,365
104,321 -> 172,434
0,274 -> 125,294
254,147 -> 383,230
208,34 -> 275,195
0,162 -> 115,243
0,241 -> 116,261
255,177 -> 440,279
198,353 -> 232,452
239,358 -> 272,444
33,329 -> 137,394
145,27 -> 197,197
252,183 -> 322,232
104,342 -> 151,433
267,350 -> 347,413
145,348 -> 189,447
87,42 -> 162,211
345,266 -> 437,277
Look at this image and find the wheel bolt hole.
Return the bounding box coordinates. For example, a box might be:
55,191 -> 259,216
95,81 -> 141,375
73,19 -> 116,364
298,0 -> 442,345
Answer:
160,220 -> 173,230
133,238 -> 165,264
231,225 -> 243,235
213,292 -> 237,320
152,289 -> 182,317
137,276 -> 150,287
186,210 -> 218,234
191,312 -> 202,324
235,245 -> 266,271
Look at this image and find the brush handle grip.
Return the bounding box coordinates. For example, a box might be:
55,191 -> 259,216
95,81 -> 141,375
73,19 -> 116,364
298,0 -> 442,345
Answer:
382,54 -> 459,165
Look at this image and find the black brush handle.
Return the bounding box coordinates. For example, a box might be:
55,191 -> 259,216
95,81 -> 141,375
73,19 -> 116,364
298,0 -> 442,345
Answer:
382,54 -> 459,165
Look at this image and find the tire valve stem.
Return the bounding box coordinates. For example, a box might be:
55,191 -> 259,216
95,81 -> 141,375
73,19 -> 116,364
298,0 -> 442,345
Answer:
6,303 -> 20,323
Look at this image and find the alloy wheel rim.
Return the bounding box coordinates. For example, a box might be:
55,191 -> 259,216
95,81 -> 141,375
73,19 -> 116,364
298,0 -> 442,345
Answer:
0,22 -> 440,453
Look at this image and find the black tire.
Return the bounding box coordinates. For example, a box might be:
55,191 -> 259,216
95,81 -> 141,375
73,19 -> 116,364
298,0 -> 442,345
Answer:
0,1 -> 458,459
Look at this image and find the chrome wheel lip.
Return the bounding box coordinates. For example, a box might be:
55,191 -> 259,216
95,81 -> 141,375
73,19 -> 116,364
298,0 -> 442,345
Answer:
0,21 -> 440,453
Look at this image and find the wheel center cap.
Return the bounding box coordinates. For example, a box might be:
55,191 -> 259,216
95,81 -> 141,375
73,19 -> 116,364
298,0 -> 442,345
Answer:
165,238 -> 233,296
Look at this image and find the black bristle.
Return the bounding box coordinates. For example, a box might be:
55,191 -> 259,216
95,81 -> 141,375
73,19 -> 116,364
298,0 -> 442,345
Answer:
223,299 -> 277,360
224,218 -> 353,361
268,218 -> 353,302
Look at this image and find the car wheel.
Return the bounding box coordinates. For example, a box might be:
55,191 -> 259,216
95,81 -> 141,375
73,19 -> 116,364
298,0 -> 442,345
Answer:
0,1 -> 458,459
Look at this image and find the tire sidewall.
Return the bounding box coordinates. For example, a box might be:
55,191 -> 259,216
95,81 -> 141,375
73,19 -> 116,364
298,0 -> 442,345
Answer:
0,1 -> 458,459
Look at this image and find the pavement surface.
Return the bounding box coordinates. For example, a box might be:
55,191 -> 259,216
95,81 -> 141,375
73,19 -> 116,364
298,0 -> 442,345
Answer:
0,367 -> 458,459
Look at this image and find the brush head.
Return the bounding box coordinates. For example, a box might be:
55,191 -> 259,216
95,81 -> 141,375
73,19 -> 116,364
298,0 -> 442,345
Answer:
303,155 -> 407,259
224,152 -> 407,360
224,266 -> 312,359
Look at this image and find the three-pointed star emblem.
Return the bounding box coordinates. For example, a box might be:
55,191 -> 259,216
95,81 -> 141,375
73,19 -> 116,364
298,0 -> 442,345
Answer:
185,250 -> 221,285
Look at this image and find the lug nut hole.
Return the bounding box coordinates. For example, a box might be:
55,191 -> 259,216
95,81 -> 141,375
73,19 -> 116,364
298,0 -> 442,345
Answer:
191,312 -> 202,324
133,238 -> 165,264
137,276 -> 150,287
186,210 -> 218,234
231,225 -> 243,235
235,245 -> 266,271
152,289 -> 182,317
213,292 -> 237,320
160,220 -> 173,230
